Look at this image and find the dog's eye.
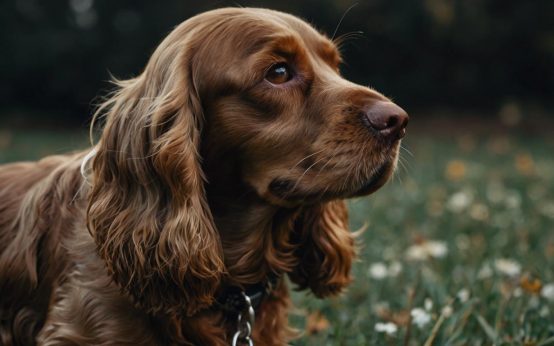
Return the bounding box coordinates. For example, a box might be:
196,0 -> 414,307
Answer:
266,63 -> 293,84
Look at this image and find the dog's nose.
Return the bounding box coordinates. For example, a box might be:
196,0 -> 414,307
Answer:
365,101 -> 409,140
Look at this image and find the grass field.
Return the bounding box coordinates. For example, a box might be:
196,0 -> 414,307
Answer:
1,121 -> 553,345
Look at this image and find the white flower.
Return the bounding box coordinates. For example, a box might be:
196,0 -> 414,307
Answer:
368,261 -> 403,280
369,262 -> 388,280
477,264 -> 493,279
457,288 -> 470,303
494,258 -> 521,277
541,283 -> 554,301
424,298 -> 433,311
405,245 -> 427,261
406,240 -> 448,261
441,305 -> 453,318
374,322 -> 398,335
426,241 -> 448,258
411,308 -> 432,328
447,191 -> 473,213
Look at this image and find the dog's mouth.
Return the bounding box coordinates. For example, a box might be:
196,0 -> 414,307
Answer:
349,160 -> 394,197
266,158 -> 395,206
262,137 -> 402,206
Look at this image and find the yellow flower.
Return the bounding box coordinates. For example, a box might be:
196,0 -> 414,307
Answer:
445,160 -> 467,181
305,311 -> 329,335
514,153 -> 535,176
520,274 -> 542,295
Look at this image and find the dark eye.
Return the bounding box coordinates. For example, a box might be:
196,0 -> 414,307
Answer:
265,63 -> 293,84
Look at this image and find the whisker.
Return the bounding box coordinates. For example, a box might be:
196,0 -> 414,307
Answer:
287,155 -> 329,196
334,31 -> 365,49
395,161 -> 405,185
400,144 -> 414,158
330,154 -> 351,191
398,152 -> 413,171
288,148 -> 326,172
313,149 -> 342,180
331,3 -> 359,40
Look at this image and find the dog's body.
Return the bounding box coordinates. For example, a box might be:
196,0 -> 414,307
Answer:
0,8 -> 407,345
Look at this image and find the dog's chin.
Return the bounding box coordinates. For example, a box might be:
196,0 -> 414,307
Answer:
348,160 -> 395,198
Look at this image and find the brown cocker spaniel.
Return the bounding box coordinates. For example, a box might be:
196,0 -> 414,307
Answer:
0,8 -> 408,346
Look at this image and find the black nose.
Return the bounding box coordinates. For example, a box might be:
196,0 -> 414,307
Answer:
365,101 -> 409,140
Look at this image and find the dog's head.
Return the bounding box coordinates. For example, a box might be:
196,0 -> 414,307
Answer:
196,9 -> 408,206
87,8 -> 408,316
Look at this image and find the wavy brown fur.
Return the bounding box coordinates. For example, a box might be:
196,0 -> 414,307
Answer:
0,8 -> 404,345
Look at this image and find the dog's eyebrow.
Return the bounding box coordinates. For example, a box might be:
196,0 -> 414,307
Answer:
317,40 -> 342,68
242,33 -> 304,59
267,35 -> 304,58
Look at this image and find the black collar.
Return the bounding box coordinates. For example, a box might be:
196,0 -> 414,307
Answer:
215,274 -> 280,313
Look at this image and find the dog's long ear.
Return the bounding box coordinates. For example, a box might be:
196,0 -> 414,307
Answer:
289,200 -> 356,297
87,27 -> 224,316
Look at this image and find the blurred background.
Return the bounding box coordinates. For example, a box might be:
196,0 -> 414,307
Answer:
0,0 -> 553,127
1,0 -> 553,344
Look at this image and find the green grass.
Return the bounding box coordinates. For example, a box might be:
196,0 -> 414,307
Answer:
1,126 -> 553,345
0,129 -> 89,162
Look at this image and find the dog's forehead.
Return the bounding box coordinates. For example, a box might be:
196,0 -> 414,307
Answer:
205,8 -> 332,48
233,9 -> 339,60
186,8 -> 341,73
256,9 -> 331,44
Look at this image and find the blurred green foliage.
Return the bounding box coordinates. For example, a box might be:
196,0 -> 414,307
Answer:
1,0 -> 553,126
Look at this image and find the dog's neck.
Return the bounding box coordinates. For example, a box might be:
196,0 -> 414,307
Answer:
205,176 -> 299,286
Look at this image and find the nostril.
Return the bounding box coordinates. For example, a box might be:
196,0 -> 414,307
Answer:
366,111 -> 391,131
364,101 -> 409,138
386,115 -> 398,129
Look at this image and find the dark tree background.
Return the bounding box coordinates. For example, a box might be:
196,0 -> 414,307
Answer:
1,0 -> 553,127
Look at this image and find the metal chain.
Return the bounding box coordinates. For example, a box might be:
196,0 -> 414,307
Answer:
231,292 -> 255,346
